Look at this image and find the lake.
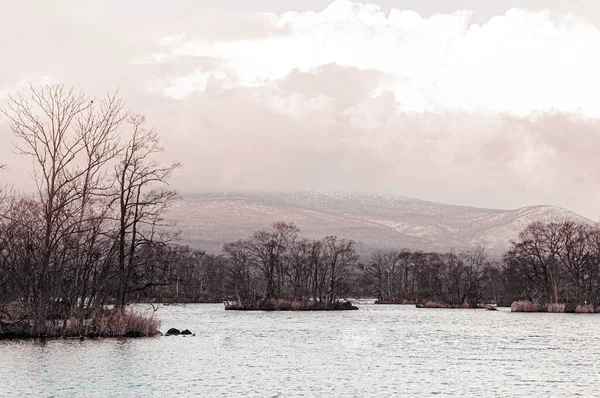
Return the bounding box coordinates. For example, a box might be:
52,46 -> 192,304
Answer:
1,303 -> 598,397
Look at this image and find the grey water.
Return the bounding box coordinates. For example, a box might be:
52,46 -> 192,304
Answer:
1,303 -> 598,397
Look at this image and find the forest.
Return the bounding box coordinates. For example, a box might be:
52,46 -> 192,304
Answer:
141,219 -> 600,314
2,85 -> 600,338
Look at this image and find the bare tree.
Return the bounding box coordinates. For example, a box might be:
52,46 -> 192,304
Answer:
113,114 -> 181,312
223,240 -> 257,307
322,236 -> 358,305
3,85 -> 125,331
247,222 -> 299,300
2,84 -> 180,335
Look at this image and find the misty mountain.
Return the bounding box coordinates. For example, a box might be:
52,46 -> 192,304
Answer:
166,191 -> 595,256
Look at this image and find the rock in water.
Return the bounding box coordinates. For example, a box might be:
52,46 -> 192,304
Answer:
340,301 -> 359,310
166,328 -> 180,336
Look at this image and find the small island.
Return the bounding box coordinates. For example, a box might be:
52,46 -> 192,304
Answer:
224,299 -> 358,311
220,222 -> 360,311
366,247 -> 497,309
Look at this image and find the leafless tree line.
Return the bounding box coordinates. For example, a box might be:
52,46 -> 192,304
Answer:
141,221 -> 600,310
504,221 -> 600,309
0,85 -> 180,335
222,222 -> 359,309
138,246 -> 227,304
362,246 -> 500,307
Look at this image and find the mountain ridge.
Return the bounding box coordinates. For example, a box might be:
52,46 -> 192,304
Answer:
167,191 -> 595,256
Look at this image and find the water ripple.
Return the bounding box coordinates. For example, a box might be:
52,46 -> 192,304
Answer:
1,304 -> 598,397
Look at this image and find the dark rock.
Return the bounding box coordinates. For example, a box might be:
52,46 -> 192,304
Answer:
123,330 -> 143,338
166,328 -> 180,336
486,307 -> 498,311
415,304 -> 424,308
180,329 -> 192,335
342,301 -> 359,310
332,301 -> 358,310
564,304 -> 577,313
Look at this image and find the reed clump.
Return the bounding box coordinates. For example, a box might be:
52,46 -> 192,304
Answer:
0,308 -> 161,339
575,304 -> 595,313
422,301 -> 450,309
96,311 -> 161,337
547,303 -> 565,313
510,300 -> 539,312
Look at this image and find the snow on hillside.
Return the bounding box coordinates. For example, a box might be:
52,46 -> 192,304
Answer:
165,191 -> 595,256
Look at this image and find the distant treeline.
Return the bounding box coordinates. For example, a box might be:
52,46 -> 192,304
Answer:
140,224 -> 502,308
149,222 -> 362,309
143,220 -> 600,312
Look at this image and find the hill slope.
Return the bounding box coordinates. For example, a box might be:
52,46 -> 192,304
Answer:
166,191 -> 594,255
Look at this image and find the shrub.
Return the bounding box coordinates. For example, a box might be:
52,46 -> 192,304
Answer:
0,310 -> 160,339
576,304 -> 595,313
274,299 -> 292,311
423,301 -> 449,309
97,312 -> 160,337
547,303 -> 565,313
510,300 -> 539,312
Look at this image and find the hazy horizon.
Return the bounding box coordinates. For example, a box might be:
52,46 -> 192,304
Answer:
2,0 -> 600,219
176,189 -> 597,216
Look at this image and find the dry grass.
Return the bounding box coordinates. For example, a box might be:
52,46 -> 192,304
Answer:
575,304 -> 595,313
547,303 -> 565,313
510,300 -> 539,312
97,311 -> 160,337
0,310 -> 161,339
423,301 -> 450,309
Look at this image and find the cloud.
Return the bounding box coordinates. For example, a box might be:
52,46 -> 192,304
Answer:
146,0 -> 600,118
128,1 -> 600,219
3,0 -> 600,220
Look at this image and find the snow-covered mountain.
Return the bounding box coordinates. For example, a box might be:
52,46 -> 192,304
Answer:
166,191 -> 595,256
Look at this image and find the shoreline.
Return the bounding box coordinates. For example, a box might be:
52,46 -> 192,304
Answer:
0,311 -> 161,340
224,299 -> 359,311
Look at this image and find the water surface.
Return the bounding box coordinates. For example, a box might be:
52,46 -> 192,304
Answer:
1,304 -> 598,397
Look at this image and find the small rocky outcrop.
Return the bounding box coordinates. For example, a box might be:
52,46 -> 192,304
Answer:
166,328 -> 180,336
180,329 -> 193,335
486,307 -> 498,311
415,304 -> 424,308
337,301 -> 359,310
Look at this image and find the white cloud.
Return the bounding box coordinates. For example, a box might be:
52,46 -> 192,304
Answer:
145,0 -> 600,117
4,0 -> 600,220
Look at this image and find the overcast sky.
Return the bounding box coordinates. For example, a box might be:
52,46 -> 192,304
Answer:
2,0 -> 600,218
